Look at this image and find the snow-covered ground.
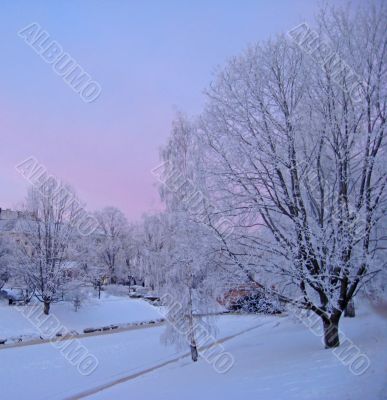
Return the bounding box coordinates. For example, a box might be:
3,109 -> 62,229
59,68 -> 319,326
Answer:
87,305 -> 387,400
0,314 -> 265,400
0,293 -> 161,340
0,303 -> 385,400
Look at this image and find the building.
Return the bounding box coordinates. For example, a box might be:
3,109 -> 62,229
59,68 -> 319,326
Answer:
0,207 -> 33,254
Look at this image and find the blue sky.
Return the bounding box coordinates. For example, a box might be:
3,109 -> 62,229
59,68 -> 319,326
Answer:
0,0 -> 349,220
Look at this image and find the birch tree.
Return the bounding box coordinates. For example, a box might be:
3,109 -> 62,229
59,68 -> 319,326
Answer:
159,212 -> 219,362
156,111 -> 225,361
137,213 -> 170,290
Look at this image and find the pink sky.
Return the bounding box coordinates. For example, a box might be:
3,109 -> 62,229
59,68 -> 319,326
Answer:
0,0 -> 347,221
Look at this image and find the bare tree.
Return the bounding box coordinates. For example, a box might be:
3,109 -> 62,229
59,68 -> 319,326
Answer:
156,113 -> 223,361
74,234 -> 105,298
93,207 -> 128,284
180,3 -> 387,347
120,223 -> 142,286
158,213 -> 218,362
137,213 -> 170,291
0,237 -> 13,289
15,184 -> 81,314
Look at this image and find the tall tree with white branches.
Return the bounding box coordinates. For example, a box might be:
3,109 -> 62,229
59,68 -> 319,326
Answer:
93,206 -> 128,284
15,183 -> 81,314
165,3 -> 386,348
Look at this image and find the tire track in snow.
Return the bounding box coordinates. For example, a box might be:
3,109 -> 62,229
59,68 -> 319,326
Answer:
63,319 -> 280,400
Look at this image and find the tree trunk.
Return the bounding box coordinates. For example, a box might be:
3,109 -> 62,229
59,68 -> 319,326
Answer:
187,285 -> 198,362
43,301 -> 50,315
344,299 -> 355,318
190,343 -> 198,362
323,317 -> 340,348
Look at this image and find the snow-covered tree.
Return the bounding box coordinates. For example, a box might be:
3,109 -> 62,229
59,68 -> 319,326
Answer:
154,111 -> 226,362
160,3 -> 386,348
137,213 -> 170,290
159,213 -> 219,362
74,233 -> 106,298
120,223 -> 142,286
14,183 -> 82,314
0,237 -> 13,289
93,206 -> 128,284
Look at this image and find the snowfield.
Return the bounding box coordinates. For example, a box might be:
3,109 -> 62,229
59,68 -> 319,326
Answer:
0,314 -> 266,400
0,303 -> 385,400
0,293 -> 161,341
85,304 -> 387,400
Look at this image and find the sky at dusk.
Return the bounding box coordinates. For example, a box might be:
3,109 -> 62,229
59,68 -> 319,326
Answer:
0,0 -> 350,221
